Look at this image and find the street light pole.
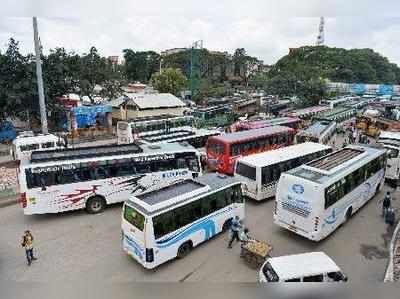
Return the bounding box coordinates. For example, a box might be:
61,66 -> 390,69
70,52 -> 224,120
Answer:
33,17 -> 48,134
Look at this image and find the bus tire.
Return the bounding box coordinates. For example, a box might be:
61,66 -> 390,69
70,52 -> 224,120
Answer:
177,241 -> 192,259
344,207 -> 353,223
222,218 -> 232,232
86,196 -> 106,214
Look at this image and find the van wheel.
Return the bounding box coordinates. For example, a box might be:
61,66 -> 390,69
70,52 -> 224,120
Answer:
177,242 -> 192,259
344,208 -> 353,223
86,196 -> 106,214
222,218 -> 232,232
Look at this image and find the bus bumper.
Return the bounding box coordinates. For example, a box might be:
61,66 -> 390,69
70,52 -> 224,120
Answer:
274,218 -> 320,241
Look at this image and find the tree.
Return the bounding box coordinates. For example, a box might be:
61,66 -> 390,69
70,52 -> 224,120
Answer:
150,68 -> 187,96
123,49 -> 160,83
0,38 -> 36,118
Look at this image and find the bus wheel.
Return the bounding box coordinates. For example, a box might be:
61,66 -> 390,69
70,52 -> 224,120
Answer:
344,208 -> 353,223
86,196 -> 106,214
177,241 -> 192,259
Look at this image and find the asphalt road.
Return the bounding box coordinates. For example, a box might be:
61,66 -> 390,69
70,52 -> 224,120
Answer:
0,182 -> 398,282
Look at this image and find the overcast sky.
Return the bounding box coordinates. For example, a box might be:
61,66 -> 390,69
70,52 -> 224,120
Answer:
1,0 -> 400,65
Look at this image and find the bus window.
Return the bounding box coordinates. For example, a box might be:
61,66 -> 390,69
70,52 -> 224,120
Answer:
261,166 -> 272,185
58,169 -> 79,184
124,206 -> 145,231
303,275 -> 324,282
20,144 -> 40,152
187,158 -> 200,173
41,142 -> 55,149
233,185 -> 243,203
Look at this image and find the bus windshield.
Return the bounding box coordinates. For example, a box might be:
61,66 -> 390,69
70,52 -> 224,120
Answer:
208,140 -> 225,155
236,162 -> 256,181
263,262 -> 279,282
124,205 -> 146,231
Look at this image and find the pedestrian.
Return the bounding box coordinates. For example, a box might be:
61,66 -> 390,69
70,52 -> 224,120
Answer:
239,228 -> 255,245
21,230 -> 37,266
382,192 -> 392,218
353,130 -> 358,143
228,216 -> 242,249
385,207 -> 396,227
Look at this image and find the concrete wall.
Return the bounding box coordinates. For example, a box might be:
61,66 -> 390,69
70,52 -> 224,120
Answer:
112,107 -> 185,120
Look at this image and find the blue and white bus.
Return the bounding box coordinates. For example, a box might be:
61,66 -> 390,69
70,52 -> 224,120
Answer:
274,145 -> 386,241
121,173 -> 244,269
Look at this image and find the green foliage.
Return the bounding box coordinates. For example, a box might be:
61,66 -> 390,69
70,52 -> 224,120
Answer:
150,68 -> 187,96
123,50 -> 160,83
270,46 -> 400,84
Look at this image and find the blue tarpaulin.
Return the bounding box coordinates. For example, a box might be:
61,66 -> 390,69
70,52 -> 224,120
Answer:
72,105 -> 111,128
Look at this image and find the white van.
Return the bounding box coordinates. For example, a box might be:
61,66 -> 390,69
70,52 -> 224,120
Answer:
259,252 -> 347,282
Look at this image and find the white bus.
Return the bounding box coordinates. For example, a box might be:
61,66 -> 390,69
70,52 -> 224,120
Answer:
377,131 -> 400,184
274,145 -> 386,241
12,133 -> 64,163
235,142 -> 332,201
296,121 -> 337,146
122,173 -> 244,269
117,115 -> 195,144
19,143 -> 202,215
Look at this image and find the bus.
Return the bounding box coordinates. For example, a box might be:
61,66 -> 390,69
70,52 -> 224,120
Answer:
230,117 -> 302,133
296,121 -> 337,146
206,126 -> 295,175
274,145 -> 386,241
317,107 -> 356,123
367,117 -> 400,138
193,105 -> 234,128
12,133 -> 64,164
117,115 -> 195,144
19,143 -> 202,215
121,173 -> 244,269
232,99 -> 259,117
377,131 -> 400,184
284,106 -> 331,120
235,143 -> 332,201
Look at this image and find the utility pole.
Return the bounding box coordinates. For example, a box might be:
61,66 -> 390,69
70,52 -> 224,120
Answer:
33,17 -> 48,134
316,17 -> 325,46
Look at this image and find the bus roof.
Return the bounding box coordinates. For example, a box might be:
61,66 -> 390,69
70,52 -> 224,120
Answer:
124,114 -> 191,123
237,142 -> 331,168
13,134 -> 60,146
268,252 -> 340,280
379,131 -> 400,141
29,142 -> 195,164
209,126 -> 293,144
141,128 -> 220,143
298,121 -> 336,137
126,173 -> 240,216
286,145 -> 386,185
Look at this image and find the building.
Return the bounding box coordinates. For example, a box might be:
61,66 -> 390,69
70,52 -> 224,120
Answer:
108,56 -> 119,65
122,83 -> 148,93
161,48 -> 188,56
110,93 -> 187,121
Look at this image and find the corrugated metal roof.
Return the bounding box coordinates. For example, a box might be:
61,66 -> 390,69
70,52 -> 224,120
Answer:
109,93 -> 185,110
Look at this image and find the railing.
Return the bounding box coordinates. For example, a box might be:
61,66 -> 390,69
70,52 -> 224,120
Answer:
384,220 -> 400,282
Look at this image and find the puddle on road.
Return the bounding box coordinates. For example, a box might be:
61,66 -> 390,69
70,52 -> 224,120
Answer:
360,244 -> 389,260
360,222 -> 397,260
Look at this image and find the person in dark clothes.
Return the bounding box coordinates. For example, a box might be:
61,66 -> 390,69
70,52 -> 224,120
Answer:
382,192 -> 392,218
228,216 -> 242,249
385,207 -> 396,227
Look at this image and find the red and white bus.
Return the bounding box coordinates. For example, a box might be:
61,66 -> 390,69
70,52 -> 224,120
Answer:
230,117 -> 302,133
206,126 -> 295,175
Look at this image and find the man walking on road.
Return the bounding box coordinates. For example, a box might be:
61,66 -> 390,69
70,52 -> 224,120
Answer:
228,216 -> 242,249
21,230 -> 37,266
382,192 -> 392,218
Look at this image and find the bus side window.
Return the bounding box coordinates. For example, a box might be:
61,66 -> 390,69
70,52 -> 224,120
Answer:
177,158 -> 186,169
225,188 -> 234,205
233,185 -> 243,203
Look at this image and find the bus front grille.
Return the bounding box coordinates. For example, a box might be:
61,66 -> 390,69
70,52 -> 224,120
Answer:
281,202 -> 310,218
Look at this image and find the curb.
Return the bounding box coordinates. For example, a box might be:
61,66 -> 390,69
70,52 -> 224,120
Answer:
0,196 -> 19,208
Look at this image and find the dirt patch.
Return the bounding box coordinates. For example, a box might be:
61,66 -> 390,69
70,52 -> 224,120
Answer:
360,244 -> 389,260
